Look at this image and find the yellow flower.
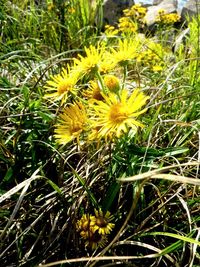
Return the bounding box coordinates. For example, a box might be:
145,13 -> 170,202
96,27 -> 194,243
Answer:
67,7 -> 75,14
44,65 -> 78,103
89,88 -> 149,141
99,52 -> 116,73
136,40 -> 164,70
73,44 -> 105,77
156,10 -> 180,24
47,3 -> 54,11
104,24 -> 119,36
84,230 -> 108,250
109,38 -> 140,67
76,214 -> 97,239
103,75 -> 120,93
118,17 -> 138,34
94,209 -> 115,235
152,65 -> 163,72
76,210 -> 114,250
123,4 -> 147,22
54,102 -> 87,144
83,80 -> 104,101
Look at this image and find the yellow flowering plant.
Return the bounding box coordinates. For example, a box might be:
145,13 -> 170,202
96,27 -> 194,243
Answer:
76,209 -> 115,250
44,65 -> 79,104
3,0 -> 199,264
54,101 -> 88,145
88,88 -> 149,142
156,9 -> 181,25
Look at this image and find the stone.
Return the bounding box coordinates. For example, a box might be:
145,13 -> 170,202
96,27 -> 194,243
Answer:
153,0 -> 163,4
144,0 -> 178,26
153,0 -> 178,5
103,0 -> 135,25
181,0 -> 200,21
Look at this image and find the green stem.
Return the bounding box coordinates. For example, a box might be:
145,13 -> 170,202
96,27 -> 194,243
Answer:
122,64 -> 127,90
96,71 -> 108,94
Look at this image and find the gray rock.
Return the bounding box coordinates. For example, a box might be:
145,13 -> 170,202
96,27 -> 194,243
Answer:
144,0 -> 178,26
153,0 -> 163,4
103,0 -> 135,25
153,0 -> 177,5
181,0 -> 200,21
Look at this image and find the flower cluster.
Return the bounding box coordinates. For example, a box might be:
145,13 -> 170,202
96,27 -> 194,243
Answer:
104,25 -> 119,36
44,39 -> 149,145
136,41 -> 164,72
118,17 -> 138,34
76,210 -> 115,250
156,9 -> 181,25
104,4 -> 146,37
123,3 -> 147,22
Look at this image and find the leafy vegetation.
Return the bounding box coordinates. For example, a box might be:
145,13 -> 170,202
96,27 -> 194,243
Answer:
1,1 -> 200,266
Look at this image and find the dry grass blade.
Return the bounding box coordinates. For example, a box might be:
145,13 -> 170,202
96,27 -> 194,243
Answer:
0,210 -> 46,260
118,161 -> 200,184
38,254 -> 178,267
189,228 -> 200,267
0,182 -> 30,241
0,168 -> 43,204
113,240 -> 177,266
119,174 -> 200,186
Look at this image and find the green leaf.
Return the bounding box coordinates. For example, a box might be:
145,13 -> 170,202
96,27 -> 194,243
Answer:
102,181 -> 121,212
162,147 -> 189,156
38,111 -> 54,122
70,167 -> 98,207
143,231 -> 200,248
21,86 -> 29,105
47,179 -> 63,196
2,167 -> 13,183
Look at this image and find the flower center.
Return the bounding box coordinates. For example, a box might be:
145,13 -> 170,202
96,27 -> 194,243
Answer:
109,103 -> 127,123
70,122 -> 83,135
82,221 -> 90,231
57,80 -> 72,94
96,217 -> 107,228
89,232 -> 102,243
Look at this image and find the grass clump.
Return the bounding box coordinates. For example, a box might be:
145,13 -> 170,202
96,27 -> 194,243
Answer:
1,1 -> 200,267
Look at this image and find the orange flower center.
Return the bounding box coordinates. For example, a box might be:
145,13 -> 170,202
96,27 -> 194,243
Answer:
57,80 -> 72,95
92,88 -> 103,100
70,122 -> 83,135
109,103 -> 128,123
89,232 -> 102,243
82,221 -> 90,231
96,217 -> 107,228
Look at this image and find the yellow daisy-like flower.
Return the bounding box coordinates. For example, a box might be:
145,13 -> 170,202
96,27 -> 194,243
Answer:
94,209 -> 115,235
118,17 -> 138,34
85,230 -> 108,250
73,44 -> 105,77
109,38 -> 141,67
89,88 -> 149,141
99,52 -> 116,74
76,214 -> 97,239
103,74 -> 120,93
76,213 -> 108,250
83,80 -> 104,101
76,210 -> 115,250
44,65 -> 78,103
54,102 -> 87,144
123,4 -> 147,21
104,24 -> 119,36
156,10 -> 180,25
